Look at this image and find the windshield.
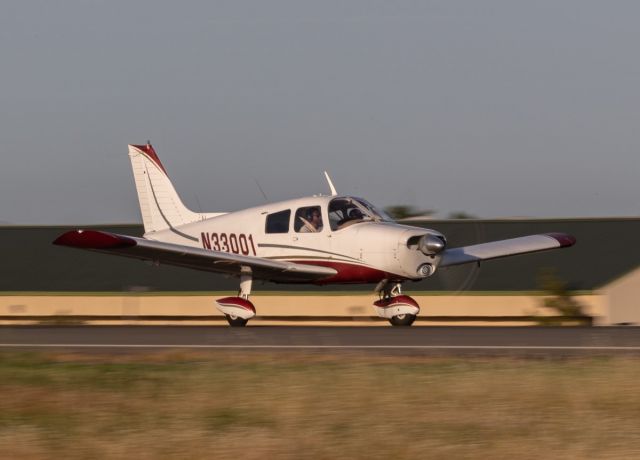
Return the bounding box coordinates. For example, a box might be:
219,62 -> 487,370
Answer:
328,197 -> 393,231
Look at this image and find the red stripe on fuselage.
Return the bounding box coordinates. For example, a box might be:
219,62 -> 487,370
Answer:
289,260 -> 402,284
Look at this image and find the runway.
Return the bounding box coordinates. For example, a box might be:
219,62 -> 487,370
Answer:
2,326 -> 640,356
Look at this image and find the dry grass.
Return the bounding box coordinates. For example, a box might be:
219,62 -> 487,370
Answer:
1,352 -> 640,459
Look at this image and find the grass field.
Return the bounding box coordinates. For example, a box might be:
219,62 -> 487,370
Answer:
1,352 -> 639,459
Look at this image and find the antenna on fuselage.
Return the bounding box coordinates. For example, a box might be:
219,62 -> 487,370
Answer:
324,171 -> 338,196
193,194 -> 204,213
253,178 -> 269,202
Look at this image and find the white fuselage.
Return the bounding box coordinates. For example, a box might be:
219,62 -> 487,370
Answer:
145,195 -> 440,284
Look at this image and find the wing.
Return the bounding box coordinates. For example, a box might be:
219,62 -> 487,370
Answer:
439,233 -> 575,268
53,230 -> 337,283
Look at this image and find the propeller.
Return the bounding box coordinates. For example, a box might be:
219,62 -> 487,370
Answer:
404,222 -> 483,293
433,221 -> 484,294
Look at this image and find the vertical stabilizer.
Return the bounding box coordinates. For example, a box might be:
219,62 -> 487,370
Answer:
128,143 -> 201,234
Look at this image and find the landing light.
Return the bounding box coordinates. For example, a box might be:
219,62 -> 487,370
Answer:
417,263 -> 434,277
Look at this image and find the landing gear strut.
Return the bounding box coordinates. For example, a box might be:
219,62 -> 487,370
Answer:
215,269 -> 256,327
373,281 -> 420,327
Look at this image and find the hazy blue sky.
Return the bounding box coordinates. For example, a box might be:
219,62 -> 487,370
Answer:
1,1 -> 639,224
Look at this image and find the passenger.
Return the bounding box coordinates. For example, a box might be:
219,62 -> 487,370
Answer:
300,208 -> 323,233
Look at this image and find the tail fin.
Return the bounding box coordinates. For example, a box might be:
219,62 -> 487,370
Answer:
128,143 -> 202,234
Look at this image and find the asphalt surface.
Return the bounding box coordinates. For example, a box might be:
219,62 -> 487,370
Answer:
2,326 -> 640,356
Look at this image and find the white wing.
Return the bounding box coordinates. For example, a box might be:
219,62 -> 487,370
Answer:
439,233 -> 575,267
54,230 -> 336,283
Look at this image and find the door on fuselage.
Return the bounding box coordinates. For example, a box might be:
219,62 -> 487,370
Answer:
291,205 -> 331,261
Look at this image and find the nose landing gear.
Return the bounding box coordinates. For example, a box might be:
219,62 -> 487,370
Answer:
373,281 -> 420,326
215,270 -> 255,327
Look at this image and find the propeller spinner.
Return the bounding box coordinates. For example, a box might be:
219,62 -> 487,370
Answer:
418,233 -> 447,256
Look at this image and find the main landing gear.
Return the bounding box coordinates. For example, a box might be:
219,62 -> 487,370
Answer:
215,270 -> 255,327
373,281 -> 420,327
215,274 -> 420,328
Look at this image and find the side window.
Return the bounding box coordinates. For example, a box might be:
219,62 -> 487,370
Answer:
265,209 -> 291,234
294,206 -> 323,233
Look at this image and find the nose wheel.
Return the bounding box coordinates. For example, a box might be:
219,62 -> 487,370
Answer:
388,313 -> 416,327
225,314 -> 249,327
373,282 -> 420,326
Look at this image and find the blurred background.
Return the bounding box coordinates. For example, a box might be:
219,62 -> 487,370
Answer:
1,1 -> 640,225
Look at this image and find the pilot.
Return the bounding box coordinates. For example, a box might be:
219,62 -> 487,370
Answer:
336,207 -> 364,230
300,208 -> 323,233
348,208 -> 363,221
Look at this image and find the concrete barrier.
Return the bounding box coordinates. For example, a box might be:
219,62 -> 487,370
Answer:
0,293 -> 606,325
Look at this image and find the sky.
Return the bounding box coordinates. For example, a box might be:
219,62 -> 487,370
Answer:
1,0 -> 639,224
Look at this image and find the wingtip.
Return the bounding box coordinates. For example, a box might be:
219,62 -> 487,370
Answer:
53,230 -> 137,249
545,233 -> 577,248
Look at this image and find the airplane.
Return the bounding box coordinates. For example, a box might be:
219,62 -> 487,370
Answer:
53,143 -> 576,327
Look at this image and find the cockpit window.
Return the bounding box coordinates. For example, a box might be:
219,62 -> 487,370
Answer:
354,197 -> 394,222
265,209 -> 291,234
328,197 -> 393,231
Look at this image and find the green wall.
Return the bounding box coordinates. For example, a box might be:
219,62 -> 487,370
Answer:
0,219 -> 636,292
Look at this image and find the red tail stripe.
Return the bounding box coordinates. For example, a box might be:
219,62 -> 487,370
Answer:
131,143 -> 168,175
